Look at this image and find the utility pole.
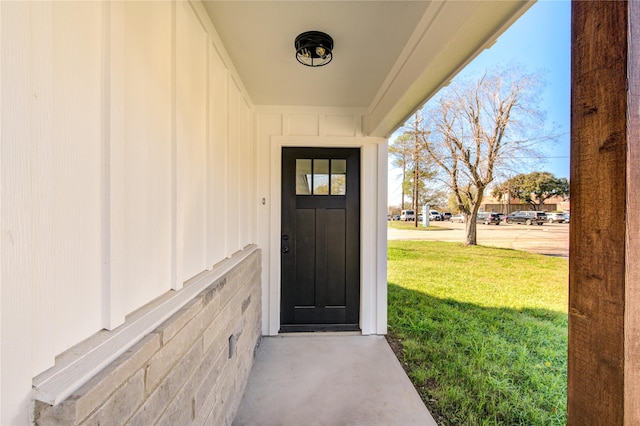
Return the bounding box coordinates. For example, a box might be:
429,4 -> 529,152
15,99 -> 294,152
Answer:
408,113 -> 429,228
401,160 -> 406,210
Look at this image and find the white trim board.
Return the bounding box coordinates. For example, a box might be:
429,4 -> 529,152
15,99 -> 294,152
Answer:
267,136 -> 388,336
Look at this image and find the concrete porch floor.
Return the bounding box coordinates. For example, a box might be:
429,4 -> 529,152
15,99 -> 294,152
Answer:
233,334 -> 437,425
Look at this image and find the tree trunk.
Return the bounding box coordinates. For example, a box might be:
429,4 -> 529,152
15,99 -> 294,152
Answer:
465,216 -> 477,245
465,198 -> 483,245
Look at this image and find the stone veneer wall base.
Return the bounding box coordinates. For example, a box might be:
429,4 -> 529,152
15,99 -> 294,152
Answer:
34,249 -> 262,426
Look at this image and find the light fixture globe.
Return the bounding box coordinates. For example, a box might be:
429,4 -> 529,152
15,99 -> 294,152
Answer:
295,31 -> 333,67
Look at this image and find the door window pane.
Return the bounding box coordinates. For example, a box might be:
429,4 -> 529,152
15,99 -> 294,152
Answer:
295,159 -> 312,195
313,159 -> 330,195
331,159 -> 346,195
295,158 -> 348,196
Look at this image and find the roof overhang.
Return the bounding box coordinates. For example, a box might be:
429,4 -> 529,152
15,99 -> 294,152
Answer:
202,1 -> 534,137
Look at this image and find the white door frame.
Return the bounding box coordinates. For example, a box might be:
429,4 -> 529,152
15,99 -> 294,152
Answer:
267,136 -> 388,335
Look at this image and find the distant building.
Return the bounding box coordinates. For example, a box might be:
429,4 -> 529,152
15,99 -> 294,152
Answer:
481,193 -> 570,214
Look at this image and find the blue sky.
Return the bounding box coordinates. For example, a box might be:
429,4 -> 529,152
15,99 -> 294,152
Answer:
388,0 -> 571,206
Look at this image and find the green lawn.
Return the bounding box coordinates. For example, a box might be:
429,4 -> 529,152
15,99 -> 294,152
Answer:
387,220 -> 452,231
387,241 -> 568,425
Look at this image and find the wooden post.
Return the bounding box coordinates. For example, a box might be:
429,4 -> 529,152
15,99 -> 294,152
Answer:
625,1 -> 640,422
569,1 -> 639,423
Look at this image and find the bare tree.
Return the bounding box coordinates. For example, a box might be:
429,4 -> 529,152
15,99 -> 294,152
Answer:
422,68 -> 553,244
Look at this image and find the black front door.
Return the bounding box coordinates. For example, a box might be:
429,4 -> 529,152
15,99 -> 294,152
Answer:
280,147 -> 360,332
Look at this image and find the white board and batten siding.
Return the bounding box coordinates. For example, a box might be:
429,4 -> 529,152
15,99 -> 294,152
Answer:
0,1 -> 256,424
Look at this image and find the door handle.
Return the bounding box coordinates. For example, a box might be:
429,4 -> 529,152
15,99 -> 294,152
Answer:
282,246 -> 290,253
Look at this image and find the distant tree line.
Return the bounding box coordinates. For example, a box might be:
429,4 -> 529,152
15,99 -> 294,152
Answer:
491,172 -> 569,211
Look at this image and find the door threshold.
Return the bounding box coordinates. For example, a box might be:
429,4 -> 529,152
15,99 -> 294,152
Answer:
276,331 -> 362,337
279,324 -> 360,333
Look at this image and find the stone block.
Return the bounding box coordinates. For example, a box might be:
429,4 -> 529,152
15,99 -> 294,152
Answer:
157,338 -> 220,426
207,405 -> 225,426
218,254 -> 258,308
196,294 -> 222,336
196,397 -> 221,426
155,389 -> 194,426
202,302 -> 232,352
240,294 -> 251,314
218,277 -> 242,311
156,297 -> 203,345
194,348 -> 227,415
35,399 -> 78,426
81,369 -> 145,426
75,333 -> 160,422
217,369 -> 238,426
145,311 -> 205,392
129,339 -> 202,426
202,277 -> 225,306
194,321 -> 248,424
194,325 -> 224,376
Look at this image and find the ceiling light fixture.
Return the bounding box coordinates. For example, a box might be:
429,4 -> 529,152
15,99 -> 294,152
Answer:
295,31 -> 333,67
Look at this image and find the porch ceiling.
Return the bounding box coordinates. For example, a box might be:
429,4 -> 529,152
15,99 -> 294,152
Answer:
202,0 -> 533,137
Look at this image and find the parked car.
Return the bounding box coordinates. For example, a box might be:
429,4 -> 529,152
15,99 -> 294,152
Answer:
392,214 -> 400,221
481,212 -> 502,225
450,214 -> 465,223
400,210 -> 415,221
441,212 -> 452,221
475,212 -> 500,224
563,212 -> 570,223
497,213 -> 505,222
505,212 -> 518,222
428,210 -> 441,221
546,212 -> 566,223
505,210 -> 547,225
